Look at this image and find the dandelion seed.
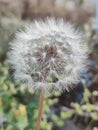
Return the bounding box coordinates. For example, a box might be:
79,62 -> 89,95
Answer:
8,17 -> 88,93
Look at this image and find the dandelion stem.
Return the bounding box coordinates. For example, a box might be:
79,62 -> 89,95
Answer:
35,87 -> 44,130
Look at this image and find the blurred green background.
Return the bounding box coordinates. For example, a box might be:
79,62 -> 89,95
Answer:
0,0 -> 98,130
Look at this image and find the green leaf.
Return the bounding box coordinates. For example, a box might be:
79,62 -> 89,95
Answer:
83,88 -> 91,102
61,111 -> 73,119
82,103 -> 97,112
16,115 -> 28,129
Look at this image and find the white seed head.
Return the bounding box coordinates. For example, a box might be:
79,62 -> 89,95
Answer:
8,17 -> 88,93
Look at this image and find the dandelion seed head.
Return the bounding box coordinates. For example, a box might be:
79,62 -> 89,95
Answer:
8,18 -> 88,93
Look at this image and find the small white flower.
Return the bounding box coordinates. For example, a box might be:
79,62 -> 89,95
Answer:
8,18 -> 88,93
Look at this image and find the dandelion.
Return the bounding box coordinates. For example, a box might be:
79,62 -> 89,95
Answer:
8,18 -> 88,130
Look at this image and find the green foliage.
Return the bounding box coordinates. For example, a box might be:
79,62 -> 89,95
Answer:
93,43 -> 98,53
61,111 -> 73,119
0,61 -> 98,130
72,87 -> 98,123
0,62 -> 65,130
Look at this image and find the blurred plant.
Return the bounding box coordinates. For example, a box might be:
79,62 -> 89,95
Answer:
0,62 -> 65,130
64,18 -> 98,130
84,18 -> 98,53
0,17 -> 21,62
56,48 -> 98,130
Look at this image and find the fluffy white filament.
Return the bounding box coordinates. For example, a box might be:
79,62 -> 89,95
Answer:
8,18 -> 88,93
